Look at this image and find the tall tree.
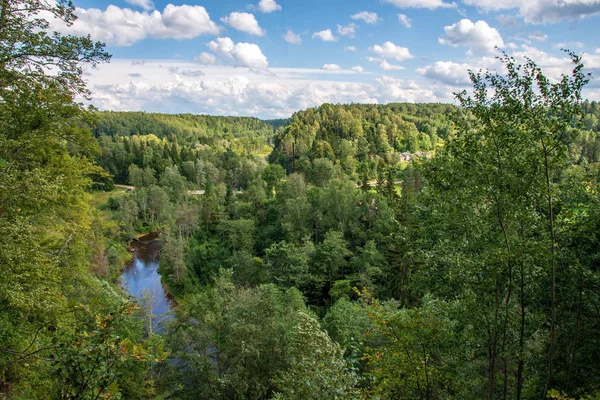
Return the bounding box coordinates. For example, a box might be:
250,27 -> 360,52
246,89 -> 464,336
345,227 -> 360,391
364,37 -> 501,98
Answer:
416,52 -> 590,398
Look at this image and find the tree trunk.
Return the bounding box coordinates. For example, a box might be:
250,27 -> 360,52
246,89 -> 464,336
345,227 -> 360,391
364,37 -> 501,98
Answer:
541,138 -> 557,397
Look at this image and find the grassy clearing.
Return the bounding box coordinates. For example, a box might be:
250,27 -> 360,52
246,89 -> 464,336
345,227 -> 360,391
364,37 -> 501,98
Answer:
89,186 -> 128,209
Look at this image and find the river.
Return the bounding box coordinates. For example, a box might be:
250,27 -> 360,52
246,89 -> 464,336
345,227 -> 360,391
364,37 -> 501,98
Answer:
121,232 -> 174,331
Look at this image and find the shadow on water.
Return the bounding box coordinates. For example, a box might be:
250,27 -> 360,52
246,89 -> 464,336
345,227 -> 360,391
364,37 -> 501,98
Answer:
121,232 -> 175,332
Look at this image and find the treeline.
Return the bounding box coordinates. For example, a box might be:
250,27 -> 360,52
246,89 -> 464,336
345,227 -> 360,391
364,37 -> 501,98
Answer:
570,100 -> 600,163
269,102 -> 456,179
93,112 -> 274,142
94,112 -> 273,188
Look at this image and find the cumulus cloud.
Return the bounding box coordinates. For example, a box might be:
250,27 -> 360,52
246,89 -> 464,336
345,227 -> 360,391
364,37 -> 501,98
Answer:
398,14 -> 412,28
375,76 -> 439,103
312,29 -> 338,42
322,64 -> 343,71
221,12 -> 265,36
345,46 -> 357,52
380,60 -> 405,71
257,0 -> 282,13
207,37 -> 269,68
284,29 -> 302,45
125,0 -> 154,11
417,61 -> 472,86
382,0 -> 456,9
351,11 -> 379,24
352,66 -> 364,73
464,0 -> 600,24
367,57 -> 405,71
369,41 -> 414,62
512,45 -> 582,79
337,23 -> 357,37
51,4 -> 220,46
195,52 -> 216,65
83,60 -> 448,118
439,19 -> 504,54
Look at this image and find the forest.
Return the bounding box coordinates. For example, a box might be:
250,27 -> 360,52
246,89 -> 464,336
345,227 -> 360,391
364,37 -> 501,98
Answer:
1,1 -> 600,399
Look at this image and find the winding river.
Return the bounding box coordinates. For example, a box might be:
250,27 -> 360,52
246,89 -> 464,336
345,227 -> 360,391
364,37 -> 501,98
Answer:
121,232 -> 174,329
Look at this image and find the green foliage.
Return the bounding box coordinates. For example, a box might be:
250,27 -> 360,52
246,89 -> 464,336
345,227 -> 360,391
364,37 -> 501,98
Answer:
161,270 -> 350,399
49,303 -> 166,399
271,312 -> 358,400
363,297 -> 454,400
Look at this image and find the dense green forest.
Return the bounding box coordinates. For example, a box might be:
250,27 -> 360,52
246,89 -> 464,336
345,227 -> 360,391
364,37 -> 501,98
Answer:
2,1 -> 600,399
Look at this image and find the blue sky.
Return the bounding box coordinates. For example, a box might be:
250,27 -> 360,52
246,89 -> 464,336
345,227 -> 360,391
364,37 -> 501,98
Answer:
58,0 -> 600,118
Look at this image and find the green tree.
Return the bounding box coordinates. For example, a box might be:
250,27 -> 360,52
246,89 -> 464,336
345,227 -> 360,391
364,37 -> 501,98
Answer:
263,164 -> 285,197
264,241 -> 310,289
311,231 -> 352,299
272,312 -> 358,400
0,0 -> 119,394
415,51 -> 592,399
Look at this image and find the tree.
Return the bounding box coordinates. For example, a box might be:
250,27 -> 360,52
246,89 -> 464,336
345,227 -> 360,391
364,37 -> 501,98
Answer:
363,298 -> 453,400
415,51 -> 591,399
0,0 -> 113,393
311,231 -> 352,299
272,312 -> 358,400
0,0 -> 110,96
264,241 -> 310,289
263,164 -> 285,197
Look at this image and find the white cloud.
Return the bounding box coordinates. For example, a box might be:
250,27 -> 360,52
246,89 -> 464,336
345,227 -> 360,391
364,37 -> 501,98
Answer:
125,0 -> 154,11
322,64 -> 343,71
367,57 -> 405,71
529,31 -> 548,42
497,14 -> 520,28
375,76 -> 439,103
369,41 -> 414,62
582,52 -> 600,69
351,11 -> 379,24
382,0 -> 456,9
464,0 -> 600,24
207,37 -> 269,68
169,67 -> 206,77
312,29 -> 338,42
398,14 -> 412,28
417,61 -> 472,85
195,52 -> 216,65
352,66 -> 364,73
511,45 -> 576,79
337,23 -> 357,37
257,0 -> 282,13
439,19 -> 504,54
380,60 -> 405,71
52,4 -> 220,46
83,60 -> 447,118
345,46 -> 357,52
221,12 -> 265,36
283,29 -> 302,45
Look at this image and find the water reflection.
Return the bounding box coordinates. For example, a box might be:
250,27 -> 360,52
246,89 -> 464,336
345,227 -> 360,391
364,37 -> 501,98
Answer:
121,234 -> 173,331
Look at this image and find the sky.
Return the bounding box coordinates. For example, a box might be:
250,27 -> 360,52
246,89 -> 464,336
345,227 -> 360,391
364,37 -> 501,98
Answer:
55,0 -> 600,118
